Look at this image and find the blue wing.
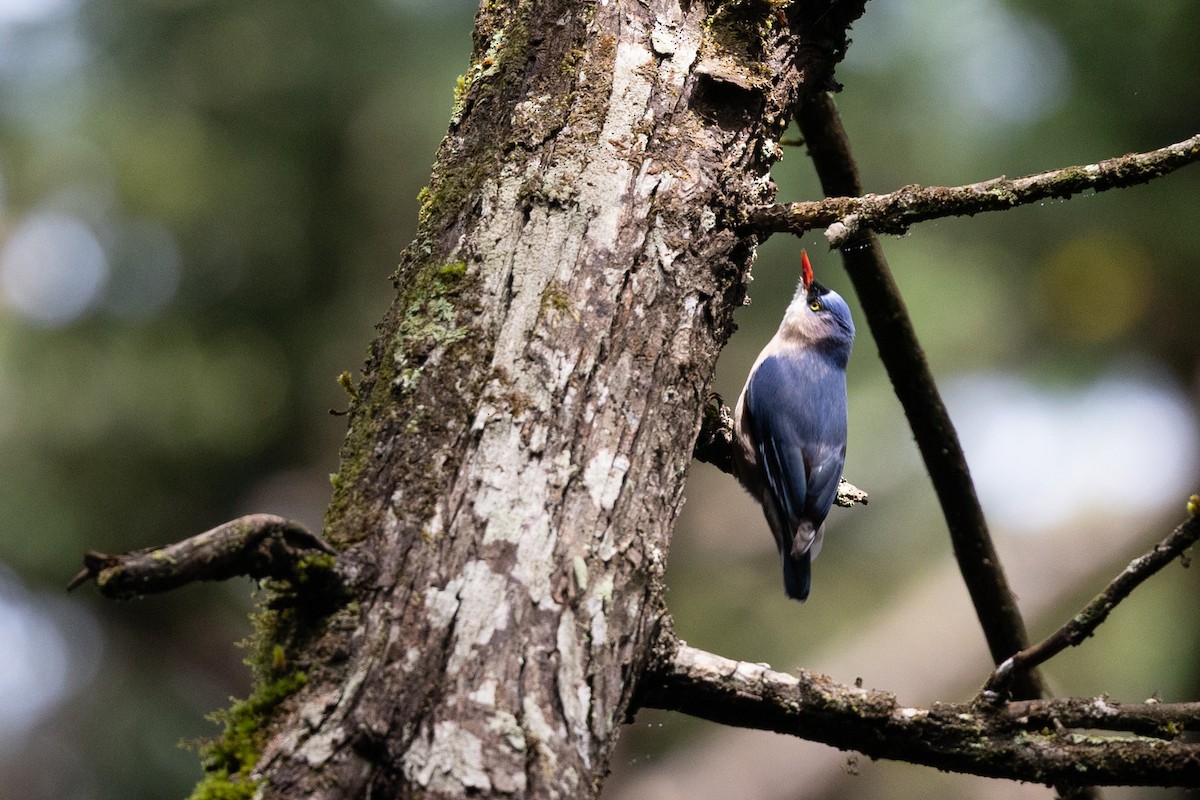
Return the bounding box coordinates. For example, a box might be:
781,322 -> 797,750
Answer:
746,352 -> 847,600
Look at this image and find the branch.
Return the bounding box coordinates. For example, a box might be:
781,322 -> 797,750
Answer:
68,514 -> 336,599
640,633 -> 1200,787
1004,697 -> 1200,739
746,132 -> 1200,245
987,511 -> 1200,695
693,394 -> 868,507
794,92 -> 1042,698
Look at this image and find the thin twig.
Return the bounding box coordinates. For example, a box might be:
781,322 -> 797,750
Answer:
68,514 -> 336,599
794,91 -> 1044,700
986,512 -> 1200,695
640,632 -> 1200,787
746,132 -> 1200,244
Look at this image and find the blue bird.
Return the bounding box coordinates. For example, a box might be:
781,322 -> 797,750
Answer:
733,251 -> 855,602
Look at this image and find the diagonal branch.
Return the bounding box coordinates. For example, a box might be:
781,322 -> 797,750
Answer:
794,92 -> 1044,699
68,514 -> 337,599
745,132 -> 1200,245
986,511 -> 1200,695
640,633 -> 1200,787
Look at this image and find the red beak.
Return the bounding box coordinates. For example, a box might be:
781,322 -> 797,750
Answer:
801,250 -> 814,290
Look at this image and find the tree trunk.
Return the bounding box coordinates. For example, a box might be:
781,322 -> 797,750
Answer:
251,2 -> 864,797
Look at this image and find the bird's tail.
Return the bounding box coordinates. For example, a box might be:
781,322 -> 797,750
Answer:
781,550 -> 812,602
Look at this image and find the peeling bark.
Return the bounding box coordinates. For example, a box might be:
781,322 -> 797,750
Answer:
245,3 -> 867,798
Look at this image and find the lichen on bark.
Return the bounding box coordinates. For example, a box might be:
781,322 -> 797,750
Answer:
219,2 -> 869,797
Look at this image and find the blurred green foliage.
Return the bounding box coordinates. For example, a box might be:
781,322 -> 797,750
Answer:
1,1 -> 1197,799
0,1 -> 476,797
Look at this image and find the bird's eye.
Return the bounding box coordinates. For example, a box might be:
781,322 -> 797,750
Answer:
809,300 -> 822,312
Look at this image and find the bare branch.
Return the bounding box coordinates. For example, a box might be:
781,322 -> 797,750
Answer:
795,92 -> 1043,699
746,131 -> 1200,245
987,512 -> 1200,695
641,634 -> 1200,787
68,514 -> 336,599
1003,697 -> 1200,739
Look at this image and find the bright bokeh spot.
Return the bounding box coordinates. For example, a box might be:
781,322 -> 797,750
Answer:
0,0 -> 74,25
0,211 -> 108,326
0,566 -> 101,752
947,368 -> 1200,533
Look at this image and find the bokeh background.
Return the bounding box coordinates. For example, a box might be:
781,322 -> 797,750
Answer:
0,1 -> 1197,799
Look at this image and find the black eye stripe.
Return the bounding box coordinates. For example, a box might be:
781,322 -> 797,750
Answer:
806,281 -> 828,306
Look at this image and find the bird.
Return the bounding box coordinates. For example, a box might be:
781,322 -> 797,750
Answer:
732,251 -> 855,601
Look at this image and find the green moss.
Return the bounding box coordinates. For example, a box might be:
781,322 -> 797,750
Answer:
324,253 -> 480,547
326,6 -> 564,561
244,605 -> 299,691
322,405 -> 377,547
185,545 -> 348,800
292,553 -> 338,588
188,776 -> 254,800
561,45 -> 585,77
269,644 -> 288,674
451,72 -> 472,121
421,15 -> 534,227
540,284 -> 572,314
391,262 -> 472,396
704,0 -> 788,64
439,260 -> 468,280
450,26 -> 508,125
416,185 -> 433,227
336,370 -> 359,402
188,670 -> 308,800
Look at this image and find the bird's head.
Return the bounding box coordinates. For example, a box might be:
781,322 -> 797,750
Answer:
781,251 -> 855,356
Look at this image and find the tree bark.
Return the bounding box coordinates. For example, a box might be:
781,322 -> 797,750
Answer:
245,2 -> 866,798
